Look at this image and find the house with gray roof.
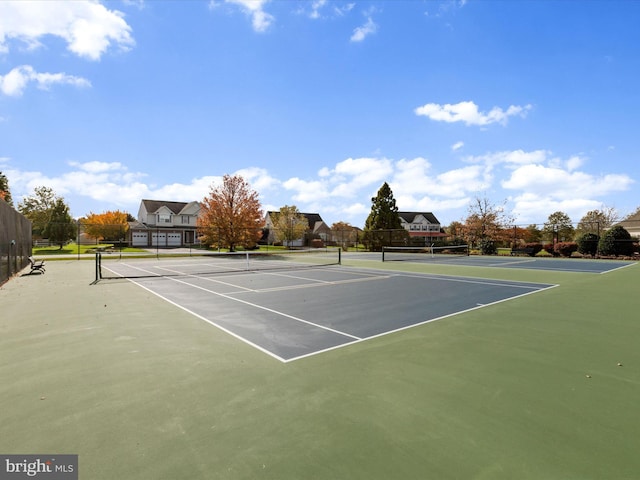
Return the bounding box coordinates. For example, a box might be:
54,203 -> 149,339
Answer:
128,199 -> 201,247
397,211 -> 445,240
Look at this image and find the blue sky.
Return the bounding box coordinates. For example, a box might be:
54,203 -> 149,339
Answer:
1,0 -> 639,227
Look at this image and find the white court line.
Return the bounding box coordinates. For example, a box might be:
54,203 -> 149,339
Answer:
111,264 -> 362,353
395,272 -> 554,290
155,265 -> 257,292
157,275 -> 362,338
486,258 -> 537,267
154,264 -> 383,293
283,283 -> 559,363
599,262 -> 636,275
113,262 -> 391,294
122,278 -> 290,362
252,275 -> 391,293
102,262 -> 559,363
106,262 -> 259,292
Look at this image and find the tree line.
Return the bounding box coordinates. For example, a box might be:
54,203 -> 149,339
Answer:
2,170 -> 638,255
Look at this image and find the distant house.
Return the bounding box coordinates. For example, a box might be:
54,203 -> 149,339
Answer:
616,210 -> 640,238
264,212 -> 331,247
397,211 -> 446,240
128,199 -> 201,247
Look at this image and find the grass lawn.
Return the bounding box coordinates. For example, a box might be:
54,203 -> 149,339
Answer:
1,257 -> 639,479
32,242 -> 148,256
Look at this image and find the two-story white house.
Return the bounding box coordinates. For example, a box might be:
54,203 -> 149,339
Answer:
398,211 -> 445,241
128,199 -> 201,247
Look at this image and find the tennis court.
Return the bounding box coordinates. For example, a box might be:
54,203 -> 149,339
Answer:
3,255 -> 640,479
379,247 -> 634,273
98,254 -> 555,362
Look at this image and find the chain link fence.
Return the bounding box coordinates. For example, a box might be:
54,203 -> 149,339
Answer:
0,202 -> 32,284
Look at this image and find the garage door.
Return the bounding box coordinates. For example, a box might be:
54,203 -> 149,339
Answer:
132,232 -> 148,247
167,233 -> 182,246
152,232 -> 166,246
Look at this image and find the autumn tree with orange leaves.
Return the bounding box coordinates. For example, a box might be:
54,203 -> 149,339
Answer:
83,210 -> 131,242
197,174 -> 263,251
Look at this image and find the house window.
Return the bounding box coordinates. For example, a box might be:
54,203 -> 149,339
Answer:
158,213 -> 171,223
181,215 -> 190,224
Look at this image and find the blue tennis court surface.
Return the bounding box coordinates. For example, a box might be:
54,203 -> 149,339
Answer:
356,252 -> 635,274
101,261 -> 555,362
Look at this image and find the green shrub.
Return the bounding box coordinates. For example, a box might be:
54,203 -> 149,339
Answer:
577,233 -> 599,257
599,226 -> 634,256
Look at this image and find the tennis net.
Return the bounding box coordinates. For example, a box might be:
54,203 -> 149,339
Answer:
382,245 -> 469,262
94,248 -> 341,282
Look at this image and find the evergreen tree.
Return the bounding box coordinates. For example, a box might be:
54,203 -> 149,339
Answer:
363,182 -> 404,250
365,182 -> 402,230
42,198 -> 76,249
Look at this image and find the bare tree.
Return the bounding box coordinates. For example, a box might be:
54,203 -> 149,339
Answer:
462,196 -> 514,250
576,207 -> 619,236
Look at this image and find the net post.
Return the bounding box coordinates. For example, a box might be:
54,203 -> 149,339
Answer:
381,246 -> 386,262
338,247 -> 342,265
91,252 -> 101,285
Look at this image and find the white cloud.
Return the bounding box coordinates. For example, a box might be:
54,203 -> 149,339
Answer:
3,147 -> 634,227
334,3 -> 355,16
234,166 -> 280,191
565,155 -> 584,172
509,193 -> 603,225
425,0 -> 468,18
283,177 -> 330,203
465,149 -> 549,172
300,0 -> 354,19
502,164 -> 633,199
309,0 -> 327,19
451,141 -> 464,151
222,0 -> 274,33
0,65 -> 91,97
68,160 -> 124,173
415,101 -> 532,126
0,0 -> 134,60
501,162 -> 634,224
350,15 -> 377,42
